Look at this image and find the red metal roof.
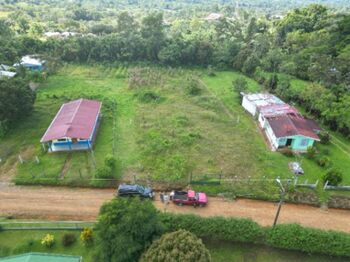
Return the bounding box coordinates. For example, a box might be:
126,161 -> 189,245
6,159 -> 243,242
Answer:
40,99 -> 101,142
267,115 -> 320,140
259,104 -> 300,118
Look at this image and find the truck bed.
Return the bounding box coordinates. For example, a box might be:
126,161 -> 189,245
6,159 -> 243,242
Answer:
172,191 -> 188,201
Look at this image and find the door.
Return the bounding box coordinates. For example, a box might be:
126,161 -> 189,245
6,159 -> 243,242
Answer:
286,139 -> 293,146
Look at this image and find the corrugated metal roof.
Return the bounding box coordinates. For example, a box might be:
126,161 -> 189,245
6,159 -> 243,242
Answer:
0,253 -> 81,262
245,93 -> 285,107
267,115 -> 320,140
40,98 -> 101,142
259,104 -> 300,118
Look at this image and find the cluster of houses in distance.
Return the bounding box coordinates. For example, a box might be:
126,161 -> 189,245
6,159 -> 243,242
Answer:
0,55 -> 46,79
242,93 -> 321,152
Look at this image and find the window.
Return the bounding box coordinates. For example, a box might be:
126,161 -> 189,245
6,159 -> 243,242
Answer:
57,138 -> 67,142
300,139 -> 309,146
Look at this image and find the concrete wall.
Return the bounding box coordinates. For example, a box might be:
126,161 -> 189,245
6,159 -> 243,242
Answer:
290,135 -> 315,151
242,96 -> 256,116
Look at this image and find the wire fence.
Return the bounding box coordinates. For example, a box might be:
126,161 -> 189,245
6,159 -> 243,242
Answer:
0,221 -> 96,231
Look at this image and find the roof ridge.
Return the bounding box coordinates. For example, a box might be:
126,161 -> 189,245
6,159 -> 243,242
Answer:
64,98 -> 83,137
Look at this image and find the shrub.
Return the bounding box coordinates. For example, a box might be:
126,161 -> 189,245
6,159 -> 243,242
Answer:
104,154 -> 116,170
186,78 -> 202,96
141,229 -> 211,262
306,146 -> 317,159
323,169 -> 343,186
137,91 -> 163,103
316,156 -> 331,168
80,228 -> 93,246
160,213 -> 264,244
207,65 -> 216,77
232,77 -> 248,94
267,224 -> 350,257
279,147 -> 294,157
62,233 -> 77,247
95,166 -> 112,179
319,131 -> 331,145
41,234 -> 55,248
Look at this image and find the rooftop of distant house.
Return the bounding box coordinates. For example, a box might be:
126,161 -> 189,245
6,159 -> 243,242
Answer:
0,252 -> 82,262
204,13 -> 223,21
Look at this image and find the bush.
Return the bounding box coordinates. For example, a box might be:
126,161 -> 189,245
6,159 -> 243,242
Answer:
104,154 -> 116,170
160,213 -> 264,244
207,65 -> 216,77
280,147 -> 294,157
62,233 -> 77,247
137,91 -> 163,103
306,146 -> 317,159
80,228 -> 94,246
267,224 -> 350,257
95,165 -> 112,179
186,78 -> 202,96
316,156 -> 331,168
323,169 -> 343,186
41,234 -> 55,248
319,131 -> 331,145
141,229 -> 211,262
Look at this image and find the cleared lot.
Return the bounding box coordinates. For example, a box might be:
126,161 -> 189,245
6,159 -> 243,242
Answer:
0,184 -> 349,233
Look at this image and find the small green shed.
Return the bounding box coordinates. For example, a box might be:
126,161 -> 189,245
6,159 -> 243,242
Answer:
0,253 -> 82,262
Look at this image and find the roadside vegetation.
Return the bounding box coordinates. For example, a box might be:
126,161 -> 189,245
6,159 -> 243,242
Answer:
1,198 -> 349,261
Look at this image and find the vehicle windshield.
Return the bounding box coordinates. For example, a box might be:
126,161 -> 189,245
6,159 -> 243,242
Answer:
137,185 -> 145,193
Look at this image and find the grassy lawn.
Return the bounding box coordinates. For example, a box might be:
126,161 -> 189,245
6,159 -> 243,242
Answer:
0,230 -> 94,261
0,230 -> 342,262
202,72 -> 350,186
0,65 -> 349,192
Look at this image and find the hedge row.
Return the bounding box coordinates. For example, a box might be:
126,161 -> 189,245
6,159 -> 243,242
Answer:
160,213 -> 264,244
159,213 -> 350,258
267,224 -> 350,257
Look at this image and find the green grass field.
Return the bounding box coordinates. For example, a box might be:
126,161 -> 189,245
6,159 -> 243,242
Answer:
0,230 -> 342,262
0,65 -> 349,191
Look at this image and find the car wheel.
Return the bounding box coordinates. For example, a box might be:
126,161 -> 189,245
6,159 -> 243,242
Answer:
177,203 -> 183,206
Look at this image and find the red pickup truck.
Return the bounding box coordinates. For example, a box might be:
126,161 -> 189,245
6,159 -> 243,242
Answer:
171,190 -> 208,207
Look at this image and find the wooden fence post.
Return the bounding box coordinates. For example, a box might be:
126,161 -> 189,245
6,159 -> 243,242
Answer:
18,155 -> 23,164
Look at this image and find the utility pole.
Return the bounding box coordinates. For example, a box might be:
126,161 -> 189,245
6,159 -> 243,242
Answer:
273,178 -> 286,227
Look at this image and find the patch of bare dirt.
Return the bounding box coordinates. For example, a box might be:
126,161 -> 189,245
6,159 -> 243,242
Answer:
0,185 -> 349,233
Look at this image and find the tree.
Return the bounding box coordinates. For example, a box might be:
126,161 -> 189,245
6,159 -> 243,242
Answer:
232,77 -> 248,94
94,198 -> 163,262
0,78 -> 35,137
141,230 -> 211,262
141,13 -> 165,61
242,54 -> 260,76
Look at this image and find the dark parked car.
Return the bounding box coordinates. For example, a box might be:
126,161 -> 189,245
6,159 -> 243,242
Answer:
117,184 -> 155,199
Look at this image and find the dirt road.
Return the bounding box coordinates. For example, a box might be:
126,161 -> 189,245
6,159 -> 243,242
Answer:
0,184 -> 349,233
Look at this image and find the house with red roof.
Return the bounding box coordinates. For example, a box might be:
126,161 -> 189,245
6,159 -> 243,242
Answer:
40,98 -> 102,152
242,92 -> 321,152
264,115 -> 321,152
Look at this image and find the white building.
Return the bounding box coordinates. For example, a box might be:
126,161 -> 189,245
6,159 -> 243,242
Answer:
241,93 -> 285,117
